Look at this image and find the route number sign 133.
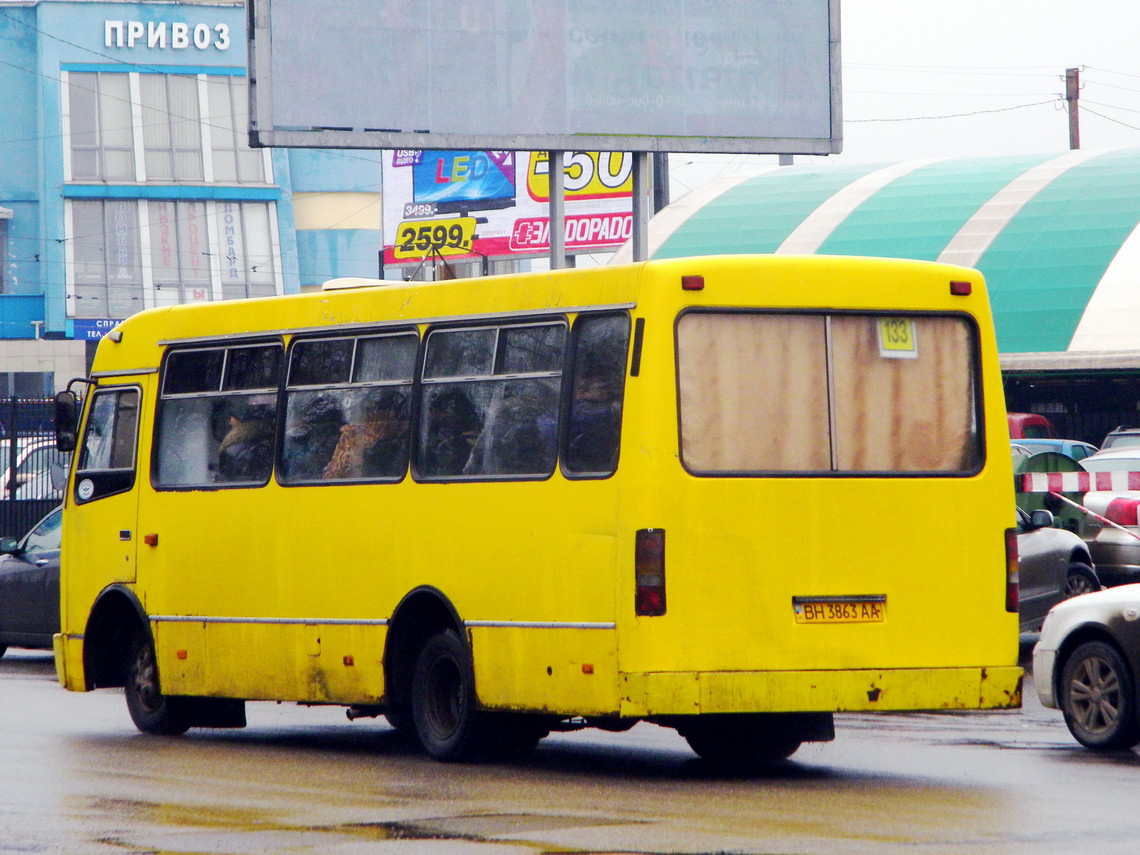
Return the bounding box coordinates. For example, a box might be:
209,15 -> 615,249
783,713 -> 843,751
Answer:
877,317 -> 918,359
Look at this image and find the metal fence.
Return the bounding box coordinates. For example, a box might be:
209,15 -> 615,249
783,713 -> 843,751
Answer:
1,397 -> 67,540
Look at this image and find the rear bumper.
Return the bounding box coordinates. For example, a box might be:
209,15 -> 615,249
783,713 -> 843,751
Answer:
619,666 -> 1023,716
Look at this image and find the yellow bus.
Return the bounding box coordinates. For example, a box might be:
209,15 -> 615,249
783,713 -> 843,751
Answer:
53,254 -> 1022,766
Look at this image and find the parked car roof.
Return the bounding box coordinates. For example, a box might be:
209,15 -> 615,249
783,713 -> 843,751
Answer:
1081,447 -> 1140,471
1016,438 -> 1098,461
1008,412 -> 1055,439
1100,427 -> 1140,451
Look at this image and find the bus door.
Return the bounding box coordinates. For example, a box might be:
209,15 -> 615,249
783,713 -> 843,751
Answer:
69,382 -> 146,591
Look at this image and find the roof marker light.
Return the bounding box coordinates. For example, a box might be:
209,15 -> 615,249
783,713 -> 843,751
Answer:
681,275 -> 704,291
950,281 -> 972,296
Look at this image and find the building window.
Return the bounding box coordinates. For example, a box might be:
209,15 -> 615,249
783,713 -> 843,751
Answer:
216,202 -> 277,300
67,71 -> 268,186
206,77 -> 266,184
68,72 -> 135,181
139,74 -> 204,181
70,200 -> 144,318
149,200 -> 212,305
0,372 -> 53,399
0,218 -> 8,294
68,199 -> 280,315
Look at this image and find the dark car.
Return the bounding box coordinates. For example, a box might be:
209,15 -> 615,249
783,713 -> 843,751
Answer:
0,506 -> 61,657
1034,584 -> 1140,750
1017,507 -> 1100,632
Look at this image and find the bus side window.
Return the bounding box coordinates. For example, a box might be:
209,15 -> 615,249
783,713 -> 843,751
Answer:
563,313 -> 630,476
417,323 -> 565,479
154,343 -> 281,488
281,332 -> 416,484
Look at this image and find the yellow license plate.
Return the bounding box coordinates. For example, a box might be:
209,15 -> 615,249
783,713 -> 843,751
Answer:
793,597 -> 886,624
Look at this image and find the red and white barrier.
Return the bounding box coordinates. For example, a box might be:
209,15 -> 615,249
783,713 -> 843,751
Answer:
1019,471 -> 1140,493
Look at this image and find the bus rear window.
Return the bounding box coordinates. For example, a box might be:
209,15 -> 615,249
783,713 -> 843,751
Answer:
677,311 -> 981,475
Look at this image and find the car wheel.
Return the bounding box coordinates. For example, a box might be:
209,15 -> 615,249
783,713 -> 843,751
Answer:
411,629 -> 481,761
679,714 -> 803,768
1060,640 -> 1140,750
0,645 -> 7,659
124,631 -> 191,736
1063,563 -> 1099,598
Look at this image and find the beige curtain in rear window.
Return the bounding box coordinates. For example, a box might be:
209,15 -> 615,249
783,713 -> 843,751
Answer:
677,312 -> 979,474
830,315 -> 976,472
678,313 -> 830,471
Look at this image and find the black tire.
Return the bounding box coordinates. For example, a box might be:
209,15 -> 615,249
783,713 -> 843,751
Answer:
0,644 -> 7,659
679,714 -> 803,768
124,631 -> 191,736
411,629 -> 481,761
384,705 -> 415,735
1063,563 -> 1099,598
1060,640 -> 1140,750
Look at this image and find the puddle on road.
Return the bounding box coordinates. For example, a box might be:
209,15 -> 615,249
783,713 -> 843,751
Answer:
90,800 -> 651,854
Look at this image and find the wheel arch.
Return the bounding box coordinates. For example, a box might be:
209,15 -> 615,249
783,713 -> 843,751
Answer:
83,584 -> 149,691
1068,546 -> 1094,568
384,586 -> 465,717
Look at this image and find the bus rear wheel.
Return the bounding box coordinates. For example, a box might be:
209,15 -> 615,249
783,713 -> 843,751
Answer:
124,631 -> 190,736
679,714 -> 803,768
411,629 -> 481,761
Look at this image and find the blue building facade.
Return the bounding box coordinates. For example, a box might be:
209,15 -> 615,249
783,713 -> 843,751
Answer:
0,0 -> 381,393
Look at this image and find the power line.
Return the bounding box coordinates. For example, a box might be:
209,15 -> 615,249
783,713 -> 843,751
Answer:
846,61 -> 1069,78
847,98 -> 1059,124
1082,98 -> 1140,117
1085,65 -> 1140,80
1079,105 -> 1140,134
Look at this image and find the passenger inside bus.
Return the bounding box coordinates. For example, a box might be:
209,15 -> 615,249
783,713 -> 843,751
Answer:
322,389 -> 410,480
215,403 -> 275,482
566,368 -> 622,473
421,389 -> 481,476
281,393 -> 345,481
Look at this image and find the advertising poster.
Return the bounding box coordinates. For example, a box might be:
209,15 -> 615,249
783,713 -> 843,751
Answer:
382,150 -> 634,267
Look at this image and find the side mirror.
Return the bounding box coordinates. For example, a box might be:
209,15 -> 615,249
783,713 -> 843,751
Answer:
49,461 -> 68,492
0,536 -> 20,555
1029,508 -> 1055,530
54,391 -> 79,453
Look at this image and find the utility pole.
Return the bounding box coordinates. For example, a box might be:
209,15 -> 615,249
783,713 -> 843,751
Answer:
1066,67 -> 1081,150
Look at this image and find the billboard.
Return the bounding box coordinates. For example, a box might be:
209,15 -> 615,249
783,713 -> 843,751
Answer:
383,150 -> 634,265
249,0 -> 841,155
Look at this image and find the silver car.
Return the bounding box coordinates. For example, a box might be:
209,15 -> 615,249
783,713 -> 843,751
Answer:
1017,508 -> 1099,632
1034,584 -> 1140,750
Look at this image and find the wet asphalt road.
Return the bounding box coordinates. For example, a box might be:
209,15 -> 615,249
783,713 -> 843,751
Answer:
3,640 -> 1139,855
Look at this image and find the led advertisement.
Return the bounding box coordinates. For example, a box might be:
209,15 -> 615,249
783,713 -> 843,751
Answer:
383,149 -> 634,265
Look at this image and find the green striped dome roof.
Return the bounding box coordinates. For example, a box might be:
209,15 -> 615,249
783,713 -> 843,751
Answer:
620,149 -> 1140,354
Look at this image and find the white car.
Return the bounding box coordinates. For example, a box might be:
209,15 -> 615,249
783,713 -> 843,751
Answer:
1034,584 -> 1140,750
1077,448 -> 1140,587
0,439 -> 70,500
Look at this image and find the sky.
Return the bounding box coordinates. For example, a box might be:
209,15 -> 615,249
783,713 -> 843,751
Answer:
667,0 -> 1140,198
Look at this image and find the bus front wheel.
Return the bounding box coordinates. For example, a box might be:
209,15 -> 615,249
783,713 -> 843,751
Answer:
411,629 -> 480,761
124,631 -> 191,736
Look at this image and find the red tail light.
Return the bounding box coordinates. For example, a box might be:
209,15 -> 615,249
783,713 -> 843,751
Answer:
1004,527 -> 1019,613
1106,498 -> 1140,526
635,528 -> 666,616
